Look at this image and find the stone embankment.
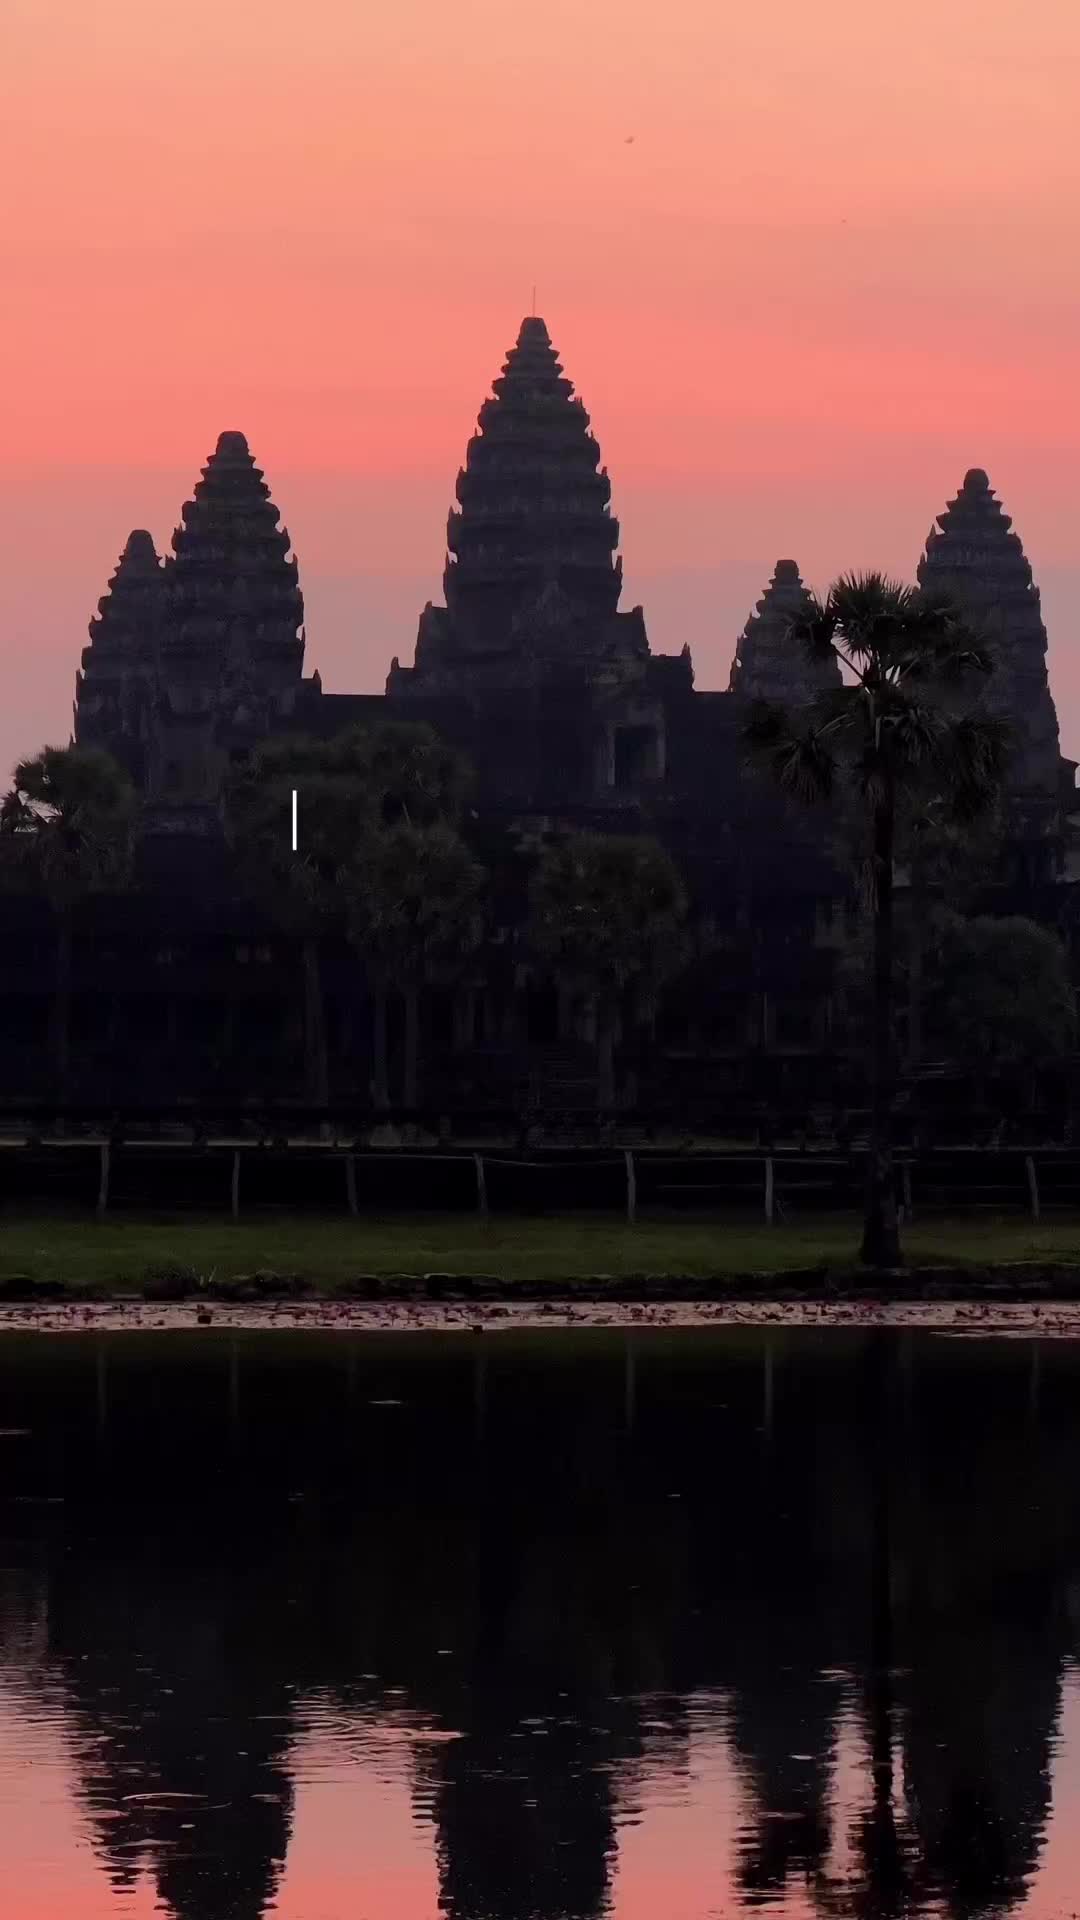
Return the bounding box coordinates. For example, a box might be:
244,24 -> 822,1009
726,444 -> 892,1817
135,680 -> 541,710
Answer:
3,1260 -> 1080,1309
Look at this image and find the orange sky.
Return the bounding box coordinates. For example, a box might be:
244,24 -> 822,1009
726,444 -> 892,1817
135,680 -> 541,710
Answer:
1,0 -> 1078,784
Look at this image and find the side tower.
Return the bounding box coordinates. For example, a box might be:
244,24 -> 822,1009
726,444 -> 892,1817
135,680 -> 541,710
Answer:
388,316 -> 690,806
153,432 -> 306,810
74,530 -> 165,784
917,469 -> 1061,798
728,560 -> 841,706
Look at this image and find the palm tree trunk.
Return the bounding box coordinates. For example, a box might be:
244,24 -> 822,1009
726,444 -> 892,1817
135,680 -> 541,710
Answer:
371,982 -> 389,1111
403,985 -> 420,1108
906,887 -> 924,1073
53,910 -> 73,1104
862,794 -> 902,1266
301,935 -> 329,1109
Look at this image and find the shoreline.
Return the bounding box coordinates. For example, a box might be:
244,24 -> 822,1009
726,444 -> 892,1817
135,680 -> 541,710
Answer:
5,1267 -> 1080,1335
5,1257 -> 1080,1308
1,1301 -> 1077,1335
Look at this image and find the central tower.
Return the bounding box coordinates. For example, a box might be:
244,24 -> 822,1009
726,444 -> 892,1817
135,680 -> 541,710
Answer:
446,313 -> 621,640
386,316 -> 691,806
389,316 -> 649,697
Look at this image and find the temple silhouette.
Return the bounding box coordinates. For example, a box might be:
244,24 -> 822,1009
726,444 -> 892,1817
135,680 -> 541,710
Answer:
47,315 -> 1079,1112
74,315 -> 1069,819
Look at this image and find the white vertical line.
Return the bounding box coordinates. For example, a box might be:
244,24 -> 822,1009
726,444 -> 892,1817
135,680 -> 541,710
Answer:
291,788 -> 298,852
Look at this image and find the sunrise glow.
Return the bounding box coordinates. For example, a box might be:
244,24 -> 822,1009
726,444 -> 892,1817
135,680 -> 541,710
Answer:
2,0 -> 1077,781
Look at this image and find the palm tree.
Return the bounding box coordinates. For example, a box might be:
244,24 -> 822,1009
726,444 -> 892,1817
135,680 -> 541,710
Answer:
747,573 -> 1008,1266
341,822 -> 486,1109
526,833 -> 687,1112
0,745 -> 137,1100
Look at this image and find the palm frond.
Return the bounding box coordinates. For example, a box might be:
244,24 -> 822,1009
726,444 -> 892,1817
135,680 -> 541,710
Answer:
894,593 -> 995,686
828,572 -> 916,664
745,564 -> 1009,859
744,699 -> 837,804
807,684 -> 860,732
0,791 -> 32,834
881,696 -> 949,770
785,592 -> 837,666
936,713 -> 1013,823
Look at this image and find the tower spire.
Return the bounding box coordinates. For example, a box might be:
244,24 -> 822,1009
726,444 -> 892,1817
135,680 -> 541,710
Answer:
74,529 -> 164,783
155,432 -> 305,802
166,431 -> 304,676
917,468 -> 1060,795
728,560 -> 839,704
439,315 -> 621,647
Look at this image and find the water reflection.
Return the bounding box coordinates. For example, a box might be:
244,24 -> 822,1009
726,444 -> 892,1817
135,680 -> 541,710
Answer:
0,1326 -> 1078,1917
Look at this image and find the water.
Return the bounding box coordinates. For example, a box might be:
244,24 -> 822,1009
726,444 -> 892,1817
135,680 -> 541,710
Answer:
1,1325 -> 1079,1919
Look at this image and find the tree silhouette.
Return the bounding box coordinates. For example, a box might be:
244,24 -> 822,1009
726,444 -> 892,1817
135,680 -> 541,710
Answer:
748,573 -> 1008,1263
526,833 -> 687,1109
342,822 -> 485,1108
0,744 -> 136,1099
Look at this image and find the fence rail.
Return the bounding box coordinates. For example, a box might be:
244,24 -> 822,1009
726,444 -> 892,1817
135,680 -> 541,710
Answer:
1,1138 -> 1078,1221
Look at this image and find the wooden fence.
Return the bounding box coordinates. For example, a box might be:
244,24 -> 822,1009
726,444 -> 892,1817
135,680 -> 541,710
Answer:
1,1141 -> 1078,1221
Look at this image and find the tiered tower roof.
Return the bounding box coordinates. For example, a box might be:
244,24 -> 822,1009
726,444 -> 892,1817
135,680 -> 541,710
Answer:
74,531 -> 165,777
443,316 -> 622,647
728,560 -> 840,704
917,468 -> 1060,793
167,431 -> 304,690
80,529 -> 164,675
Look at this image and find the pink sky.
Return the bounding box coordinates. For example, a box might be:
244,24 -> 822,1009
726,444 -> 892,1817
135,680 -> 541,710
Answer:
1,0 -> 1078,784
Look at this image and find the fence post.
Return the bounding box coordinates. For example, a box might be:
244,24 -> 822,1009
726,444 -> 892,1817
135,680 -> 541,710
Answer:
345,1154 -> 358,1217
764,1155 -> 775,1225
96,1141 -> 110,1220
1025,1154 -> 1040,1223
474,1151 -> 488,1218
625,1148 -> 637,1225
231,1150 -> 241,1221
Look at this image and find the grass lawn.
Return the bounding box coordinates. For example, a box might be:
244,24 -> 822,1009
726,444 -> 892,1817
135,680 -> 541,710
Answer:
3,1211 -> 1080,1289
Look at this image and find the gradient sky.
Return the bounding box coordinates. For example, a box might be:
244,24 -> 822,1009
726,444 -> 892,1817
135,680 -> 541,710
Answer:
2,0 -> 1078,785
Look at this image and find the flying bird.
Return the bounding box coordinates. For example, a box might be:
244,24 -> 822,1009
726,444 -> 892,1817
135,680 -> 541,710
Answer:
625,135 -> 635,144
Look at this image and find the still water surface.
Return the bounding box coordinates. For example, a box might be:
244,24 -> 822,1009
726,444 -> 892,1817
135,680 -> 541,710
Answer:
1,1326 -> 1080,1919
